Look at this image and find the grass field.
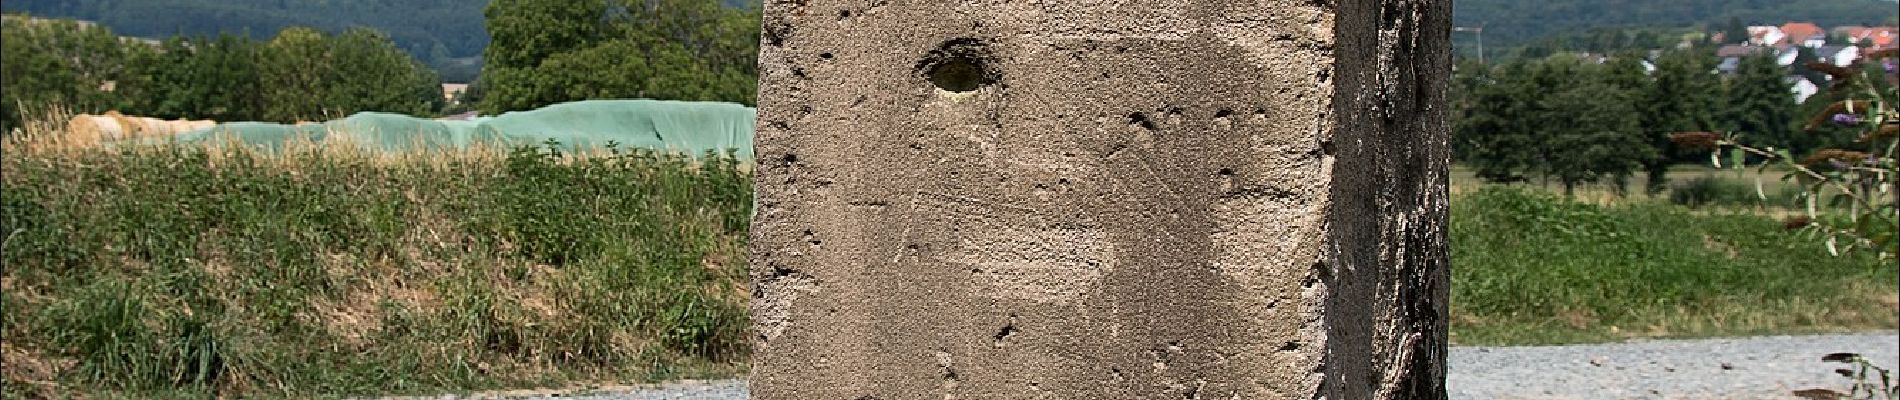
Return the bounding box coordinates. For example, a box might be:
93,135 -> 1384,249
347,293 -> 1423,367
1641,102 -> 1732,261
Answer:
1449,186 -> 1897,345
1,144 -> 753,399
1,143 -> 1893,398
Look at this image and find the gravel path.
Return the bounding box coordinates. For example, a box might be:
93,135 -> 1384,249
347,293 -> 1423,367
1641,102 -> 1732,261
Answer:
420,333 -> 1897,400
1447,333 -> 1897,400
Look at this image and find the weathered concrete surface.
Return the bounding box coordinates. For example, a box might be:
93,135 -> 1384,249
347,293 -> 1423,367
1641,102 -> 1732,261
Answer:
749,0 -> 1449,398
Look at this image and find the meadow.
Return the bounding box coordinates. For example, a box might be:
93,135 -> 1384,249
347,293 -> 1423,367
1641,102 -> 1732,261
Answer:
1,140 -> 1892,398
2,142 -> 752,399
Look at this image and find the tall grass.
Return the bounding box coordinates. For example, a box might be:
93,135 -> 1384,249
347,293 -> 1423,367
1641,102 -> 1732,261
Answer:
5,135 -> 1895,397
0,142 -> 751,399
1451,186 -> 1898,345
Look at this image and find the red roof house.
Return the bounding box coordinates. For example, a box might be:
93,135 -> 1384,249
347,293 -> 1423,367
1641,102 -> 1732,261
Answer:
1843,27 -> 1897,48
1781,22 -> 1825,45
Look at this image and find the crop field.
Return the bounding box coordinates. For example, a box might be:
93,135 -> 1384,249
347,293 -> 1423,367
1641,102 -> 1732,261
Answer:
1,138 -> 1892,398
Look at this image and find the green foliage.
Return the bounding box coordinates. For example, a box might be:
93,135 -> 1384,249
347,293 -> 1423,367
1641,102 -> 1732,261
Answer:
117,34 -> 268,121
1666,175 -> 1807,208
1542,57 -> 1655,195
1450,187 -> 1898,345
257,28 -> 443,122
0,146 -> 750,398
0,16 -> 129,132
1724,54 -> 1799,150
1454,54 -> 1658,193
1683,50 -> 1897,258
2,16 -> 443,125
1454,61 -> 1539,183
1639,49 -> 1726,194
478,0 -> 761,114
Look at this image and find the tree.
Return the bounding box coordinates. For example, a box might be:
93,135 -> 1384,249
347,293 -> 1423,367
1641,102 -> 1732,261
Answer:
1541,58 -> 1653,196
118,34 -> 268,121
478,0 -> 610,113
0,15 -> 130,132
1638,49 -> 1724,194
1452,54 -> 1657,193
1597,54 -> 1659,194
320,29 -> 442,117
1724,54 -> 1797,153
1455,60 -> 1540,183
1721,16 -> 1748,45
258,27 -> 333,122
257,27 -> 440,122
477,0 -> 760,114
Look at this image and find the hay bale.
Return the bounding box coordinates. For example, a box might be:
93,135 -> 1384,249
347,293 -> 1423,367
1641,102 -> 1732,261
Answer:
65,113 -> 221,146
64,115 -> 124,144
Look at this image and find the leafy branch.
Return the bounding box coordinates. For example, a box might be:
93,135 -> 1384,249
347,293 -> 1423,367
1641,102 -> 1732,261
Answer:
1671,49 -> 1899,259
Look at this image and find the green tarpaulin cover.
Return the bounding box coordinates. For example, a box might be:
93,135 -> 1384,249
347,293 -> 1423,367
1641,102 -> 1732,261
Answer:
168,99 -> 755,159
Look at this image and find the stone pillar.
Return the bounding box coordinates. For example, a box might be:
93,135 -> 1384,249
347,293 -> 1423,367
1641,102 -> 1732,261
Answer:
749,1 -> 1450,399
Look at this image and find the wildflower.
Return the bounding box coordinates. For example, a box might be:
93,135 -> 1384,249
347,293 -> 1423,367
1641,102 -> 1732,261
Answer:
1804,100 -> 1874,130
1668,132 -> 1722,151
1831,113 -> 1863,126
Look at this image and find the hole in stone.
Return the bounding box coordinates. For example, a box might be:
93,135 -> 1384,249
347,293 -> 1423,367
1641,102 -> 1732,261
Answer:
1214,109 -> 1234,119
1279,341 -> 1302,351
782,153 -> 799,163
1217,168 -> 1235,176
926,58 -> 987,92
838,9 -> 852,19
819,52 -> 834,60
993,315 -> 1018,345
917,38 -> 997,93
1128,112 -> 1157,131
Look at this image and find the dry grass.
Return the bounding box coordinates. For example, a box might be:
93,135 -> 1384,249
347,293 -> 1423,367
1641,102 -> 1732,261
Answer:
1,128 -> 753,398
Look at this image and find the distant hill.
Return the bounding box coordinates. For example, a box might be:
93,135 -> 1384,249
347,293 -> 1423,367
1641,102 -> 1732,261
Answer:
8,0 -> 1890,74
0,0 -> 757,82
1,0 -> 489,61
1456,0 -> 1899,48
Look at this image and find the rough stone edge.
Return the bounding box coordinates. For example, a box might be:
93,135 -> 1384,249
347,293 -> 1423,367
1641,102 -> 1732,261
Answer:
1323,0 -> 1453,399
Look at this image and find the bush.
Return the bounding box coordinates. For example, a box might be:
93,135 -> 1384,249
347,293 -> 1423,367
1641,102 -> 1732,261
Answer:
1668,176 -> 1757,208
